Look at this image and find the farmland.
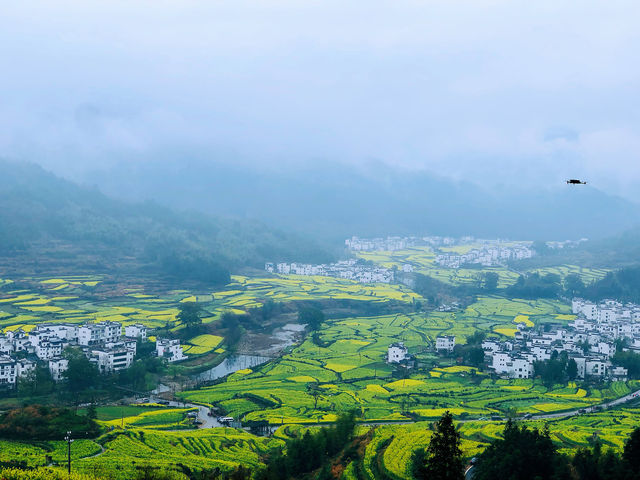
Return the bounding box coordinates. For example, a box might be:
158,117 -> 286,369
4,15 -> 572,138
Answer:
0,253 -> 636,478
353,404 -> 640,479
180,295 -> 637,423
5,402 -> 640,479
0,427 -> 282,480
0,274 -> 420,361
355,247 -> 520,287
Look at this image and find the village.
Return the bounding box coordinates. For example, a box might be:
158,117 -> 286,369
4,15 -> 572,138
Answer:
0,321 -> 187,388
387,298 -> 640,382
434,243 -> 535,268
345,235 -> 471,252
265,259 -> 402,284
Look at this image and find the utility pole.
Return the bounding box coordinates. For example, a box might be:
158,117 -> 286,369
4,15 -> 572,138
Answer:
64,431 -> 73,475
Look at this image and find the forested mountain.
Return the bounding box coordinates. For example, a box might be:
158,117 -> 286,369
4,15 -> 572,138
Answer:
0,161 -> 335,283
82,158 -> 640,241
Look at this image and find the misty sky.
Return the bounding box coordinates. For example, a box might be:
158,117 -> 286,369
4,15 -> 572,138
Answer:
1,1 -> 639,198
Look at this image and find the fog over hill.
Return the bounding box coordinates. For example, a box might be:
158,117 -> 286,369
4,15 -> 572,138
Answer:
81,158 -> 640,242
0,160 -> 335,281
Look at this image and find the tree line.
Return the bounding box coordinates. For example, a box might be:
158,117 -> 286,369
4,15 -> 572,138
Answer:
256,411 -> 357,480
411,411 -> 640,480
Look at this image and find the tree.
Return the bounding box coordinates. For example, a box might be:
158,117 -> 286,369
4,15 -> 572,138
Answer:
17,366 -> 54,397
465,331 -> 486,346
86,403 -> 97,420
623,426 -> 640,474
567,358 -> 578,381
612,351 -> 640,379
307,382 -> 322,409
298,305 -> 325,331
564,273 -> 585,297
221,312 -> 244,349
411,411 -> 464,480
177,302 -> 202,330
474,421 -> 568,480
63,347 -> 100,393
532,240 -> 550,255
482,272 -> 499,291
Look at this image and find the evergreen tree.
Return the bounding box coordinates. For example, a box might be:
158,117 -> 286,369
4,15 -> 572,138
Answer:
567,358 -> 578,381
411,411 -> 464,480
177,302 -> 202,330
63,347 -> 100,393
86,403 -> 97,420
623,426 -> 640,474
298,305 -> 325,331
473,421 -> 568,480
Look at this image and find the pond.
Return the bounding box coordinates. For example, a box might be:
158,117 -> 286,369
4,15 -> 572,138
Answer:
193,354 -> 271,382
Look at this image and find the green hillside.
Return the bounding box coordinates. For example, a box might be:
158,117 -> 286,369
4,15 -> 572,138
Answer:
0,161 -> 335,284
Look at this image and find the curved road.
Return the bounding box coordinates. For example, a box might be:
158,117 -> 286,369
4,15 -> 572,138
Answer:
532,388 -> 640,421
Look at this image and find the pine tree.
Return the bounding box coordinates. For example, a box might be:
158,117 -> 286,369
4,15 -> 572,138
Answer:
412,411 -> 464,480
623,426 -> 640,474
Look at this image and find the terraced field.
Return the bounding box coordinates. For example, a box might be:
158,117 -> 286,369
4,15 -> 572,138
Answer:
529,265 -> 610,285
178,295 -> 632,422
0,274 -> 420,359
355,247 -> 519,287
8,401 -> 640,480
358,404 -> 640,479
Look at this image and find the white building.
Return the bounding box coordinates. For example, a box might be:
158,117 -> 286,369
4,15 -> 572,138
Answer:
491,353 -> 533,379
48,357 -> 69,381
78,322 -> 122,346
436,335 -> 456,353
35,339 -> 66,360
0,356 -> 35,387
124,324 -> 147,341
8,330 -> 31,352
156,339 -> 186,362
387,342 -> 408,363
92,347 -> 135,373
34,323 -> 78,342
585,359 -> 608,377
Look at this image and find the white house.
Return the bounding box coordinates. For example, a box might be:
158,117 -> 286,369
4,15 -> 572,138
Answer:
48,357 -> 69,381
436,335 -> 456,353
78,324 -> 104,346
92,347 -> 135,373
34,323 -> 78,342
491,353 -> 533,379
585,358 -> 608,377
156,339 -> 186,363
77,322 -> 122,346
0,356 -> 35,387
387,342 -> 408,363
35,339 -> 66,360
124,324 -> 147,341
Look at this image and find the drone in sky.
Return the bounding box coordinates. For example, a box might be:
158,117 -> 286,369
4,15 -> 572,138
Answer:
566,179 -> 587,185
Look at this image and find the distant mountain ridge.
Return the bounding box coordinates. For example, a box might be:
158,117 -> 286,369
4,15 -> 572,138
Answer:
0,160 -> 335,283
81,158 -> 640,242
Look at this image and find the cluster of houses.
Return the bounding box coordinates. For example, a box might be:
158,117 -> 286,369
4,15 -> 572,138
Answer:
435,243 -> 535,268
265,259 -> 402,284
344,235 -> 478,252
482,298 -> 640,380
546,238 -> 589,250
0,321 -> 187,388
386,298 -> 640,382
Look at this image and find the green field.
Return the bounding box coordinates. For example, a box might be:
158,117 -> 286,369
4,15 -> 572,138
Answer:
351,405 -> 640,479
0,274 -> 420,342
0,262 -> 638,478
0,427 -> 282,480
178,295 -> 630,422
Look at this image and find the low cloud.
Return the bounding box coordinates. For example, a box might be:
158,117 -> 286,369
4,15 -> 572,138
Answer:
0,1 -> 639,197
